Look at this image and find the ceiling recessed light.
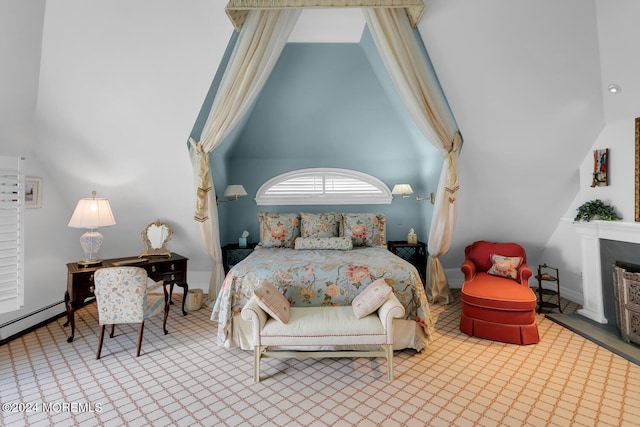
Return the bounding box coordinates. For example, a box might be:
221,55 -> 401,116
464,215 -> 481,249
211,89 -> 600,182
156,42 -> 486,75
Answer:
608,84 -> 621,94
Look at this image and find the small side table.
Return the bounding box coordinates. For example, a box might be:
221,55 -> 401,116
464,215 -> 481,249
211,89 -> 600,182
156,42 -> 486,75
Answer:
222,243 -> 258,274
387,240 -> 427,285
535,263 -> 562,313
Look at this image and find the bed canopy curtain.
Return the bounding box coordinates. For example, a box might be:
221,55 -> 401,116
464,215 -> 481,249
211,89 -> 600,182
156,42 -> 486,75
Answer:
188,8 -> 300,301
364,7 -> 460,304
192,1 -> 459,303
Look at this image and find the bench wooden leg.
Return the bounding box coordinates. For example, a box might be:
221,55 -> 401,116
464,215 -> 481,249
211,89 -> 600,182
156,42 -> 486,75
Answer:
253,346 -> 263,382
385,345 -> 394,381
251,346 -> 395,381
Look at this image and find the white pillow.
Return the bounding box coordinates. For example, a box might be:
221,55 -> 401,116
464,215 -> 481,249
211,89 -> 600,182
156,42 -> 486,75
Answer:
254,280 -> 290,324
294,237 -> 353,250
352,278 -> 392,319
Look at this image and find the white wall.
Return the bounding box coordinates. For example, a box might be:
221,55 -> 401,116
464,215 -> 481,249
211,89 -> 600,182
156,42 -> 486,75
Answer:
541,0 -> 640,303
35,0 -> 231,284
543,118 -> 640,302
0,0 -> 44,152
4,1 -> 640,337
419,0 -> 605,278
2,0 -> 232,337
0,0 -> 63,336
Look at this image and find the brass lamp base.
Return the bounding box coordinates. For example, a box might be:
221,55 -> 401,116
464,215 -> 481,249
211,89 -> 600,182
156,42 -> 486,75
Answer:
77,259 -> 103,267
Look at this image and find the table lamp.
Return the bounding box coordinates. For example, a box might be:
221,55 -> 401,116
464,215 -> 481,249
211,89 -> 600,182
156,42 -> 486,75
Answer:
68,191 -> 116,266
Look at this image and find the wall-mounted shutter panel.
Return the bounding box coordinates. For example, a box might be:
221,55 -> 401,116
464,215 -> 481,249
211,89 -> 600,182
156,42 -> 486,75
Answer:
0,156 -> 24,314
265,176 -> 324,195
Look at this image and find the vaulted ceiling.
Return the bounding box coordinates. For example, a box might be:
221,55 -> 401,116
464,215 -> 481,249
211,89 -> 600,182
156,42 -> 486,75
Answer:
9,0 -> 640,277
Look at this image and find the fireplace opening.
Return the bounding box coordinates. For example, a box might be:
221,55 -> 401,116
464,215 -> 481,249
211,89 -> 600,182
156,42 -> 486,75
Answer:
565,227 -> 640,363
615,261 -> 640,273
600,239 -> 640,328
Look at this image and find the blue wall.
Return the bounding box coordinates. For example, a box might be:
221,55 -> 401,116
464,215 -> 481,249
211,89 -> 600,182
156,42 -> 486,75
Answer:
208,34 -> 443,246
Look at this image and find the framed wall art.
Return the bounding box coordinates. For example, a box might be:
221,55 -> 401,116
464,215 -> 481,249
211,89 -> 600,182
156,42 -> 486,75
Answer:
25,177 -> 42,209
591,148 -> 609,187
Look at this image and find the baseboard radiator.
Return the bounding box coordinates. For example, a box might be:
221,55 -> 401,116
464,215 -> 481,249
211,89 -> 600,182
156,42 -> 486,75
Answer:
0,301 -> 66,345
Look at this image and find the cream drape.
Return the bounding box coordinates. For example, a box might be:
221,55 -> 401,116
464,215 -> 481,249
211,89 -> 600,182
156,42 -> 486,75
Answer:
363,7 -> 461,304
190,8 -> 300,302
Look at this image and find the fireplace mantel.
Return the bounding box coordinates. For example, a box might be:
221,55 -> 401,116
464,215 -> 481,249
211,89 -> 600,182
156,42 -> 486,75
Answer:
572,220 -> 640,324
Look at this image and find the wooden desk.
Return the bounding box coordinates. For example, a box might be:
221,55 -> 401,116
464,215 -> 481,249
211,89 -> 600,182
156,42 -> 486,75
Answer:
64,253 -> 189,343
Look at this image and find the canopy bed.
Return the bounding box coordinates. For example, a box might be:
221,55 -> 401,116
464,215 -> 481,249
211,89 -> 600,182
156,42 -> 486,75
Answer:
188,0 -> 462,332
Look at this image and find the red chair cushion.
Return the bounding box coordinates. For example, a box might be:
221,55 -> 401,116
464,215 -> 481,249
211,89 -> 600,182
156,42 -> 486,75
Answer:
461,273 -> 537,311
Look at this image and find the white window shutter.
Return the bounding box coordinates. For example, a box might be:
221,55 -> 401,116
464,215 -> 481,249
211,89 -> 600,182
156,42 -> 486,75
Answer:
256,168 -> 392,205
0,156 -> 24,314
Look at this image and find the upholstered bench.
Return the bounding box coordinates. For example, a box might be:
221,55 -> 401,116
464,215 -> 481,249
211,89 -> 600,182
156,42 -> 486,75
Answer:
241,292 -> 405,382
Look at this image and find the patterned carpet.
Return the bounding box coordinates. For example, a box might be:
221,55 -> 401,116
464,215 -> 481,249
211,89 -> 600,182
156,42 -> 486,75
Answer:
1,291 -> 639,427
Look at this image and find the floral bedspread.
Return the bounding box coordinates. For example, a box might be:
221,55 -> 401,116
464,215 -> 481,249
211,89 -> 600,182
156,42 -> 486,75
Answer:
210,246 -> 432,348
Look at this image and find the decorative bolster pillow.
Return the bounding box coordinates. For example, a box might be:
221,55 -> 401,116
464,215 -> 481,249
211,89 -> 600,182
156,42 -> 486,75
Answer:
294,236 -> 353,250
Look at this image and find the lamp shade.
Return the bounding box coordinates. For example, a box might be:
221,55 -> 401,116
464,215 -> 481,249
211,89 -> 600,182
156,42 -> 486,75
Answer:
391,184 -> 414,195
223,185 -> 247,198
68,192 -> 116,229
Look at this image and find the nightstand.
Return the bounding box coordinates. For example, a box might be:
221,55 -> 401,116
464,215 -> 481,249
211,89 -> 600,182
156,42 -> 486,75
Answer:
387,240 -> 427,285
222,243 -> 257,274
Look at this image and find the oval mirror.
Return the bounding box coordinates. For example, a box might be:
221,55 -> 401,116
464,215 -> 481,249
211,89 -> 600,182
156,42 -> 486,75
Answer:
140,219 -> 173,257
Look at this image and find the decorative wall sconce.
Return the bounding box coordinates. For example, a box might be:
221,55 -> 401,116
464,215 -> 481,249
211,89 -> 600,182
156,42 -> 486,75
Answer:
217,184 -> 247,204
391,184 -> 435,204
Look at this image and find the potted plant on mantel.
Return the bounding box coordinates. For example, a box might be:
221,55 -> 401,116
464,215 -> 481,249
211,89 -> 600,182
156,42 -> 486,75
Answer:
574,199 -> 621,222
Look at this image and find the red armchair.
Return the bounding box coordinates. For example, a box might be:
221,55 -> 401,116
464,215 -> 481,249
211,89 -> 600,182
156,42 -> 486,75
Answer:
460,241 -> 539,345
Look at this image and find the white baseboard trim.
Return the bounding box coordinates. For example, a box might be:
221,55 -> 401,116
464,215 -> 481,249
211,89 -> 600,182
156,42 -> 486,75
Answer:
446,268 -> 464,289
553,287 -> 583,306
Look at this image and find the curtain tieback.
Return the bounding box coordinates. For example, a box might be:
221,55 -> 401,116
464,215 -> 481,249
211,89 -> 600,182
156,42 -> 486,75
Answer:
448,131 -> 461,154
189,137 -> 208,158
445,185 -> 459,203
189,136 -> 212,223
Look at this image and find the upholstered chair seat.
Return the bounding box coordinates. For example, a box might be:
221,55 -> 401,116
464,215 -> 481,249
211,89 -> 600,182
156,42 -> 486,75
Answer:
94,266 -> 169,359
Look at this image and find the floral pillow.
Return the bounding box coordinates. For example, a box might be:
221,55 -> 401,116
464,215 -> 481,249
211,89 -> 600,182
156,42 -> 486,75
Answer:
300,212 -> 340,238
340,213 -> 386,247
257,212 -> 300,248
487,254 -> 523,280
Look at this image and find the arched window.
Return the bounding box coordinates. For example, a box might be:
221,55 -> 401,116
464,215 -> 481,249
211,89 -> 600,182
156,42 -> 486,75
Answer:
255,168 -> 392,206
